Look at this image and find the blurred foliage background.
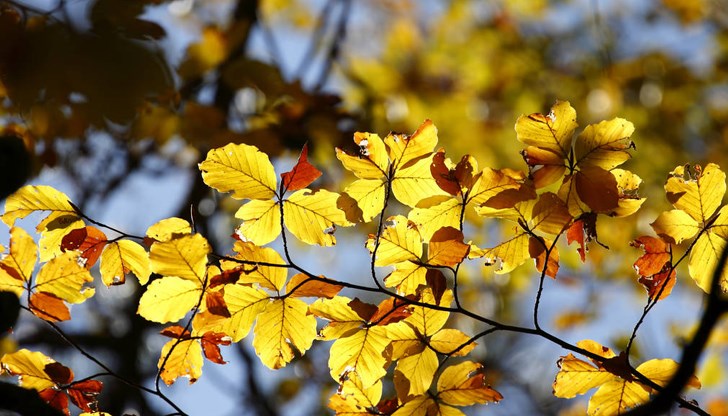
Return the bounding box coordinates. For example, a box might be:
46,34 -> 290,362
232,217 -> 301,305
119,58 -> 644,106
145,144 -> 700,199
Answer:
1,0 -> 728,414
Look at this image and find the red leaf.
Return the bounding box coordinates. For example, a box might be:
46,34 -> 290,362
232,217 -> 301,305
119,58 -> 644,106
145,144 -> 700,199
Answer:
630,236 -> 671,277
430,149 -> 460,196
44,362 -> 74,385
39,388 -> 70,416
67,379 -> 103,412
61,226 -> 108,269
160,325 -> 191,339
206,291 -> 231,318
30,292 -> 71,322
281,143 -> 322,192
454,155 -> 476,190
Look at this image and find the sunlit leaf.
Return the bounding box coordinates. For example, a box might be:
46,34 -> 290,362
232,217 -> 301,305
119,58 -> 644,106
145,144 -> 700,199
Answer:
285,273 -> 343,298
284,189 -> 350,246
137,277 -> 201,323
100,240 -> 151,286
329,325 -> 389,388
150,234 -> 210,284
193,284 -> 269,342
145,217 -> 191,242
35,252 -> 94,304
1,185 -> 77,227
231,241 -> 287,292
158,336 -> 203,385
281,143 -> 322,192
253,298 -> 317,369
366,216 -> 422,266
60,226 -> 107,269
437,361 -> 503,406
0,349 -> 57,391
235,199 -> 282,245
0,227 -> 36,296
199,143 -> 277,200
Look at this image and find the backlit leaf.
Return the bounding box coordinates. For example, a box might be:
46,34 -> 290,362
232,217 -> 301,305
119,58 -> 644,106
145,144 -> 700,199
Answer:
232,241 -> 287,292
29,292 -> 70,322
0,227 -> 36,296
574,118 -> 635,170
688,232 -> 728,293
1,185 -> 77,227
234,199 -> 281,245
0,348 -> 57,391
199,143 -> 277,200
253,298 -> 317,369
285,273 -> 343,298
99,240 -> 151,286
427,227 -> 469,267
35,252 -> 94,304
340,179 -> 386,223
516,100 -> 577,157
60,226 -> 107,269
665,163 -> 725,222
329,325 -> 389,388
281,143 -> 322,192
367,216 -> 422,266
193,284 -> 268,342
158,337 -> 203,385
328,372 -> 383,415
150,234 -> 210,284
137,277 -> 201,323
284,189 -> 350,246
145,217 -> 191,242
437,361 -> 503,406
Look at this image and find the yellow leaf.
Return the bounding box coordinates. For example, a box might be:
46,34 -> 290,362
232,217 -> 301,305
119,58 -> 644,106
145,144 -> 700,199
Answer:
586,378 -> 650,416
335,132 -> 388,179
574,118 -> 635,170
386,321 -> 421,360
427,227 -> 470,267
341,178 -> 386,223
437,361 -> 503,406
231,241 -> 287,291
0,348 -> 57,390
383,261 -> 427,294
385,119 -> 439,169
234,199 -> 281,245
396,348 -> 438,396
35,252 -> 94,304
284,189 -> 350,246
477,233 -> 530,274
467,167 -> 523,206
391,396 -> 438,416
406,289 -> 452,335
430,329 -> 475,356
193,284 -> 268,342
1,185 -> 77,227
408,198 -> 461,242
328,372 -> 383,415
665,163 -> 725,222
137,277 -> 201,323
553,353 -> 615,399
0,227 -> 37,296
367,215 -> 422,266
253,298 -> 317,369
392,154 -> 447,208
611,169 -> 646,218
158,338 -> 202,385
100,240 -> 150,286
178,26 -> 228,79
38,216 -> 85,262
688,232 -> 728,293
199,143 -> 277,200
329,326 -> 389,388
309,296 -> 364,340
150,234 -> 210,284
145,217 -> 191,242
650,209 -> 700,244
515,100 -> 577,157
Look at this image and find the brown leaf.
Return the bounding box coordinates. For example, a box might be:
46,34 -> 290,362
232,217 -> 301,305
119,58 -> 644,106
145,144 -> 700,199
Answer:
567,212 -> 600,262
370,297 -> 412,325
201,332 -> 231,364
206,291 -> 231,318
67,379 -> 102,412
61,226 -> 108,269
430,149 -> 461,196
44,362 -> 73,385
30,292 -> 70,322
601,352 -> 634,381
347,298 -> 378,322
285,273 -> 343,298
638,267 -> 676,301
428,227 -> 470,267
529,236 -> 559,279
575,166 -> 619,213
281,143 -> 322,192
425,269 -> 447,305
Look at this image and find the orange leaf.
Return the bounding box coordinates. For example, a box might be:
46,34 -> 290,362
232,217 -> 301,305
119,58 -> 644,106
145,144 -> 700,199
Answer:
60,226 -> 108,268
39,388 -> 69,416
567,212 -> 600,262
285,273 -> 343,298
160,325 -> 191,339
427,227 -> 470,267
348,298 -> 378,322
638,268 -> 676,301
281,143 -> 322,192
67,379 -> 103,412
630,236 -> 671,277
369,297 -> 412,326
29,292 -> 70,322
